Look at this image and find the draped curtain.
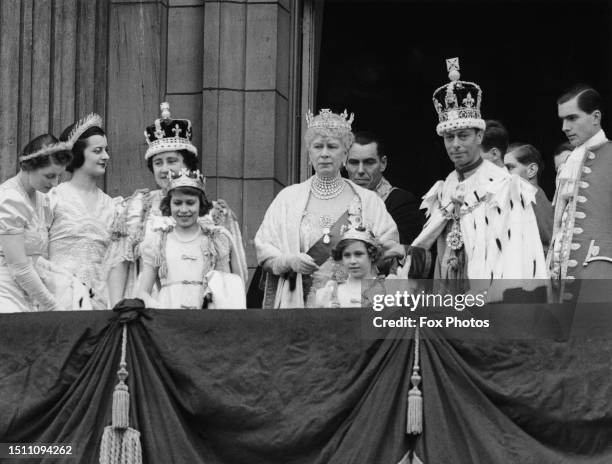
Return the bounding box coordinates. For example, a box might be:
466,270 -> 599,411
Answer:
1,309 -> 611,463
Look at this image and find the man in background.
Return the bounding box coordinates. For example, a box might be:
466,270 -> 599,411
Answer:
346,131 -> 424,244
480,120 -> 509,168
504,143 -> 553,253
550,84 -> 612,280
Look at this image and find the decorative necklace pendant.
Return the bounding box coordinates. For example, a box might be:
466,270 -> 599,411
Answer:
320,215 -> 333,244
323,227 -> 331,244
446,219 -> 464,250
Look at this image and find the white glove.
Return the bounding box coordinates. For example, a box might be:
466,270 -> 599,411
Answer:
8,260 -> 59,311
270,253 -> 319,275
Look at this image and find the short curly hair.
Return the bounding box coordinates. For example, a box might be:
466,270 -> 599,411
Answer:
19,134 -> 72,172
146,149 -> 198,173
304,127 -> 354,153
331,238 -> 382,263
159,186 -> 212,217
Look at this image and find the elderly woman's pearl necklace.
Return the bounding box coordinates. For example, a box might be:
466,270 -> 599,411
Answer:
311,174 -> 345,200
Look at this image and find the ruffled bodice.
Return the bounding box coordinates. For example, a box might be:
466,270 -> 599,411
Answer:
48,183 -> 121,308
140,216 -> 234,309
107,189 -> 247,300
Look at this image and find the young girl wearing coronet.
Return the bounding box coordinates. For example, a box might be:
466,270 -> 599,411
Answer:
136,169 -> 245,309
107,103 -> 248,305
315,218 -> 385,308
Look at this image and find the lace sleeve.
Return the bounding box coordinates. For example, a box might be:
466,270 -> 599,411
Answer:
140,229 -> 163,268
209,199 -> 248,280
211,228 -> 233,273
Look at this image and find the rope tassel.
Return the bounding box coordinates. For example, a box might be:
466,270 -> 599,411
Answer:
100,324 -> 143,464
112,367 -> 130,429
406,327 -> 423,435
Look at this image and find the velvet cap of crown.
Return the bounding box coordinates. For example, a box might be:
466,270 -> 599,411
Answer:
432,58 -> 485,136
306,108 -> 354,133
167,168 -> 206,193
144,102 -> 197,160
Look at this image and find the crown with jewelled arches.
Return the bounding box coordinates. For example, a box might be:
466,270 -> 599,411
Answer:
306,109 -> 355,133
144,102 -> 198,160
432,58 -> 485,136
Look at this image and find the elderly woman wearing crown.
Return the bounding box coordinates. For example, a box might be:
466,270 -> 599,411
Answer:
0,134 -> 72,312
254,109 -> 399,308
106,103 -> 248,304
398,58 -> 547,280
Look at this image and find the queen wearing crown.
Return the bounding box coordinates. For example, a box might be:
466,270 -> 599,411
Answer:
106,103 -> 248,304
254,109 -> 399,308
136,169 -> 245,309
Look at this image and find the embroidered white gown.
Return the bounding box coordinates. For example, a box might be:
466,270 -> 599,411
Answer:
139,217 -> 235,309
0,176 -> 52,312
106,189 -> 248,300
48,182 -> 120,310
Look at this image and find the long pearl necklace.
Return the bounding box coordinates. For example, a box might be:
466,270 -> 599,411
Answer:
311,174 -> 345,200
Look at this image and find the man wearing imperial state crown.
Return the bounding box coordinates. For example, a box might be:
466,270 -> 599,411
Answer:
549,84 -> 612,281
397,58 -> 547,280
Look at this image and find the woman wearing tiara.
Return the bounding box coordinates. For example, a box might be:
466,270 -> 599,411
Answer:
106,103 -> 247,305
46,114 -> 120,310
254,109 -> 399,309
136,169 -> 245,309
0,134 -> 72,312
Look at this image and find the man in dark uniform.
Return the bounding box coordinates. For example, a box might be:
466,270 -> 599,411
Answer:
550,84 -> 612,281
346,131 -> 424,244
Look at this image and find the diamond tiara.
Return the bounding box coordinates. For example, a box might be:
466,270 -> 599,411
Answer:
306,108 -> 354,132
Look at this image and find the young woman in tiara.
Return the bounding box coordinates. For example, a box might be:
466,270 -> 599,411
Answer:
136,169 -> 245,309
0,134 -> 72,312
106,103 -> 247,305
314,221 -> 386,308
45,114 -> 121,310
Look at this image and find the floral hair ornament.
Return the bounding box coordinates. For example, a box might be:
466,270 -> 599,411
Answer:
18,141 -> 72,162
19,113 -> 103,162
64,113 -> 104,146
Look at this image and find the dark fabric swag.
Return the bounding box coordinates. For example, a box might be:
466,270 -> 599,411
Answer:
0,310 -> 611,464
